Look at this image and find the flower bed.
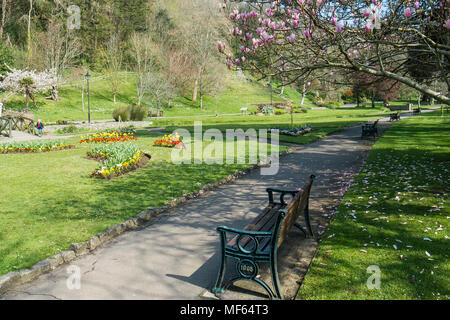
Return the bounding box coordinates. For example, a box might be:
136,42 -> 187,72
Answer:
271,125 -> 312,137
0,140 -> 75,154
89,143 -> 150,179
80,130 -> 138,144
153,133 -> 182,148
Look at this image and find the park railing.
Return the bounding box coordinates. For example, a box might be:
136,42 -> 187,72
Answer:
0,116 -> 39,137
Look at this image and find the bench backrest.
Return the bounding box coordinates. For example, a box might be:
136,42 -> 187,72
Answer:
276,175 -> 315,247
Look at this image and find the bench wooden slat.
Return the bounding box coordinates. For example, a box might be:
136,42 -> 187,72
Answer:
227,204 -> 282,249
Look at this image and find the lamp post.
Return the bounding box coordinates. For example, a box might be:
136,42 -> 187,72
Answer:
85,71 -> 91,124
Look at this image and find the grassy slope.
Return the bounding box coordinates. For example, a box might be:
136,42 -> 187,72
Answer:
0,131 -> 285,276
297,112 -> 449,300
1,71 -> 307,122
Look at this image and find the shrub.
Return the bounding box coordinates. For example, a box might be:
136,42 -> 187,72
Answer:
56,124 -> 79,134
342,89 -> 354,100
129,104 -> 147,121
324,100 -> 342,109
262,106 -> 274,115
113,107 -> 130,122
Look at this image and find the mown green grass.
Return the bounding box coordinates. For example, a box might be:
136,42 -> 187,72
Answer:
297,111 -> 449,300
0,130 -> 285,276
156,106 -> 392,144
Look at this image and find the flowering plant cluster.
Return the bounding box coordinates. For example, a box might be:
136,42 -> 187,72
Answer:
80,131 -> 138,144
153,133 -> 182,148
271,125 -> 312,137
0,140 -> 74,154
220,0 -> 450,105
89,143 -> 145,178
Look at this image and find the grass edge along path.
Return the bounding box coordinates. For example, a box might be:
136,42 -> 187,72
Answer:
297,111 -> 449,300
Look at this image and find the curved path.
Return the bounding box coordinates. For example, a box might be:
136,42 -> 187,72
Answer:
0,111 -> 434,300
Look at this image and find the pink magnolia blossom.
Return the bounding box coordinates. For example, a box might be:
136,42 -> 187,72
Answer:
404,7 -> 413,18
289,33 -> 296,43
217,41 -> 225,52
446,19 -> 450,29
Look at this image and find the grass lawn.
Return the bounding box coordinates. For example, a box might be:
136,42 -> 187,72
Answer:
156,106 -> 394,144
297,111 -> 449,300
0,129 -> 285,276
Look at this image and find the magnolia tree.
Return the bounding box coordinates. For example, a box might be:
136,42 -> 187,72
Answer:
219,0 -> 450,104
0,67 -> 57,112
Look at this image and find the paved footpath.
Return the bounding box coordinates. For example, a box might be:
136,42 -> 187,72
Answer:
0,112 -> 429,300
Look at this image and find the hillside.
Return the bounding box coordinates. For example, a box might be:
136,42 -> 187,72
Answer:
1,71 -> 311,122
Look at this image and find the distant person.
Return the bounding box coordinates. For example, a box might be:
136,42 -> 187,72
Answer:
36,119 -> 44,136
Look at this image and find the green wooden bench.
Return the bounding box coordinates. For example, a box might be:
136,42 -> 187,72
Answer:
390,112 -> 400,121
212,175 -> 315,300
361,119 -> 379,139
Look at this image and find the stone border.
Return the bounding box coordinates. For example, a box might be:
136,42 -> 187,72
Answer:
0,148 -> 293,295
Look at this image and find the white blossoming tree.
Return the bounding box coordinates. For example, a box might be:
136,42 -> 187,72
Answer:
0,67 -> 57,112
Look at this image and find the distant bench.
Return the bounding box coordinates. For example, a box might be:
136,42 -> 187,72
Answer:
390,112 -> 401,121
212,175 -> 315,300
388,104 -> 413,112
361,119 -> 379,139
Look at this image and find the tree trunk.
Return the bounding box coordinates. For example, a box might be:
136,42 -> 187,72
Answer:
300,83 -> 306,105
200,93 -> 203,110
25,89 -> 30,113
356,90 -> 360,108
371,93 -> 375,108
417,93 -> 421,111
0,0 -> 8,40
290,109 -> 294,129
192,79 -> 198,102
51,85 -> 59,100
29,90 -> 38,109
81,89 -> 84,112
27,0 -> 32,68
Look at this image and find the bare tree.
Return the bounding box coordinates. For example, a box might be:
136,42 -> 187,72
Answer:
0,0 -> 10,40
34,21 -> 81,100
102,32 -> 123,104
179,0 -> 228,106
130,32 -> 158,105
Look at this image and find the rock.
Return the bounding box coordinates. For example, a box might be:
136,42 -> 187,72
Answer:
60,251 -> 76,263
88,236 -> 101,251
70,242 -> 89,256
0,272 -> 20,294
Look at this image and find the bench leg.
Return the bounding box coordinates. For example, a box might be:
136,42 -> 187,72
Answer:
212,232 -> 227,294
270,251 -> 283,300
304,203 -> 314,238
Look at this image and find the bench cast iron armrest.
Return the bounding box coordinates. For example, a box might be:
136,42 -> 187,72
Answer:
216,225 -> 273,238
266,188 -> 300,205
